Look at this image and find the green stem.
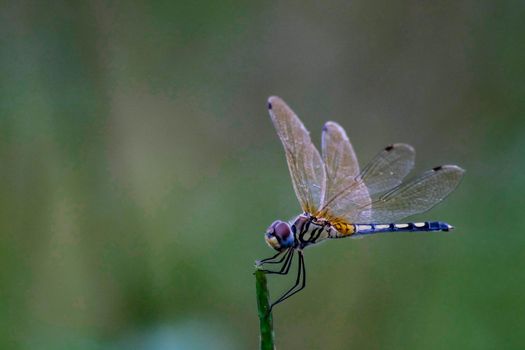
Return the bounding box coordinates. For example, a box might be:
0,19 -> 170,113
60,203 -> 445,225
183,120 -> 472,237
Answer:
255,268 -> 275,350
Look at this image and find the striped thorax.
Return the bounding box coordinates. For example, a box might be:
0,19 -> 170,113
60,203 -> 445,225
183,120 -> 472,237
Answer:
291,214 -> 336,249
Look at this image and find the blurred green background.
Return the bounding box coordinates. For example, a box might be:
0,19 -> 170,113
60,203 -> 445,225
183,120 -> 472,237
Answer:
1,1 -> 524,349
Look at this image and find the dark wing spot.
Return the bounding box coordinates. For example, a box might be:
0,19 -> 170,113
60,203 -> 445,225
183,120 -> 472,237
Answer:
385,145 -> 394,151
433,165 -> 443,171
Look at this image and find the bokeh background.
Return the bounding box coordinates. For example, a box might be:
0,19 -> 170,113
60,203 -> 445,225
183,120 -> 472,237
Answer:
1,1 -> 524,349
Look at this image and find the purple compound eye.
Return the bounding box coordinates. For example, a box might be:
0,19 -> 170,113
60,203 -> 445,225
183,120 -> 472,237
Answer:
273,222 -> 291,240
265,220 -> 294,251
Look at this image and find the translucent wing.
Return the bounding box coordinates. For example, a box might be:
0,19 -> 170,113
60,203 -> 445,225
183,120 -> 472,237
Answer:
316,122 -> 371,221
318,142 -> 414,222
268,96 -> 326,214
354,165 -> 465,223
358,144 -> 415,196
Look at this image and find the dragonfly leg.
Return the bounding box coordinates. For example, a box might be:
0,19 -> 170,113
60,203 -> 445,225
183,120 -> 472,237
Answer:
256,250 -> 286,266
260,249 -> 294,275
269,251 -> 306,311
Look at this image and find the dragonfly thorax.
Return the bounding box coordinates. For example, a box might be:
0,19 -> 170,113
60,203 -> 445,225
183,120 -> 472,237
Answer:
291,214 -> 336,249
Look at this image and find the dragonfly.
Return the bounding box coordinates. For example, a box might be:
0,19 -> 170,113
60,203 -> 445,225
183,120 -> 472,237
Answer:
256,96 -> 465,311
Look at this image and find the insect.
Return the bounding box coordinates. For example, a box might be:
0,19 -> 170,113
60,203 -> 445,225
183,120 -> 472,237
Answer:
257,96 -> 465,311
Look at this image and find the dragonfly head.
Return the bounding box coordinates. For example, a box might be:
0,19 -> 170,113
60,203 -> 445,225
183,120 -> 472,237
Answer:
265,220 -> 294,251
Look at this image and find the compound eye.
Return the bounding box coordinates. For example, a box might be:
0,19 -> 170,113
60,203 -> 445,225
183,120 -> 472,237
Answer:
267,220 -> 281,233
265,220 -> 293,251
274,222 -> 291,240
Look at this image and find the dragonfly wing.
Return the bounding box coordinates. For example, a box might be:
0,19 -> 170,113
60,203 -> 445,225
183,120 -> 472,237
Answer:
268,96 -> 326,214
317,122 -> 371,221
358,143 -> 415,196
317,142 -> 414,222
355,165 -> 465,222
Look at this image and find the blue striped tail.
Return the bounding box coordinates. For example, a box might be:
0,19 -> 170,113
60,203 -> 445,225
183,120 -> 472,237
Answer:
354,221 -> 453,236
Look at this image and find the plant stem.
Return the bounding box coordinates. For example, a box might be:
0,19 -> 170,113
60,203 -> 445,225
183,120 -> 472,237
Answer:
255,269 -> 275,350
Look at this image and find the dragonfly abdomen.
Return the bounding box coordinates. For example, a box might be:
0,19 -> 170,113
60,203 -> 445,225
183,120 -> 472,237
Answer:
331,222 -> 355,236
354,221 -> 453,236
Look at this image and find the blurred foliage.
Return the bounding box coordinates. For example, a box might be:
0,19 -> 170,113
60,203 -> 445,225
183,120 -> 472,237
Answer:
1,1 -> 525,349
